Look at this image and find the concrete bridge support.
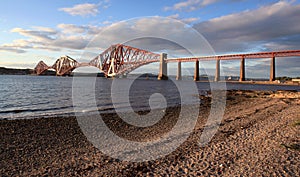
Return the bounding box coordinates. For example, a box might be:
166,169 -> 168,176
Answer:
270,56 -> 275,81
122,74 -> 127,78
214,59 -> 220,82
176,61 -> 182,80
239,57 -> 245,81
158,53 -> 168,80
194,60 -> 199,81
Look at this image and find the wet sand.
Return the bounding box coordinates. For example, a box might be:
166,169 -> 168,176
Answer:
1,90 -> 299,176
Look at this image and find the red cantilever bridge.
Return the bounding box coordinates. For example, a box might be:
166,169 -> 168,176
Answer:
35,44 -> 160,77
35,44 -> 300,81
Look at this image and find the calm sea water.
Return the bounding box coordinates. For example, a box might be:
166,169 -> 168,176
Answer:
0,75 -> 299,120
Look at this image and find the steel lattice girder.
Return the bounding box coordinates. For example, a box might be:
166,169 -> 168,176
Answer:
34,44 -> 160,76
34,44 -> 300,76
98,44 -> 160,77
52,56 -> 78,76
34,61 -> 50,75
34,56 -> 79,76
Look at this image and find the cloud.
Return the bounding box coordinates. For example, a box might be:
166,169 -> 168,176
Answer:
193,1 -> 300,53
102,20 -> 112,25
167,14 -> 199,24
2,39 -> 32,49
57,24 -> 87,34
59,3 -> 99,17
52,35 -> 89,50
0,46 -> 26,53
1,12 -> 299,77
167,14 -> 180,19
248,58 -> 300,78
182,17 -> 200,24
3,0 -> 300,57
11,27 -> 57,41
2,1 -> 299,77
164,0 -> 220,11
1,24 -> 103,53
84,17 -> 214,56
219,57 -> 300,78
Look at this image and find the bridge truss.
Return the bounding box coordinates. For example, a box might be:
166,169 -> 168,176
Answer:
35,56 -> 80,76
34,44 -> 300,77
35,44 -> 160,77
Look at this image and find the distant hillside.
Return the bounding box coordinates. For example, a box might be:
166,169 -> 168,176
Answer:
0,67 -> 56,75
0,67 -> 106,76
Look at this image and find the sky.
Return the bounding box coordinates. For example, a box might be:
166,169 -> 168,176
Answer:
0,0 -> 299,78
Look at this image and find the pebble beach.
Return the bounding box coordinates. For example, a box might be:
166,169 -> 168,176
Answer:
1,90 -> 299,176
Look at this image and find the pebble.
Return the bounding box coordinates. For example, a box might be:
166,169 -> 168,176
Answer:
1,91 -> 299,176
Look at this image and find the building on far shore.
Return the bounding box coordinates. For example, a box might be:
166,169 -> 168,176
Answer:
292,78 -> 300,84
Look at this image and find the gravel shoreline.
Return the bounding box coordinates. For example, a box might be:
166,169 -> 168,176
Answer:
1,90 -> 299,176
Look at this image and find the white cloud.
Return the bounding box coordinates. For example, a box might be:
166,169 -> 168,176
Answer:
2,24 -> 101,53
190,1 -> 300,77
0,46 -> 26,53
182,17 -> 199,24
31,26 -> 57,33
3,0 -> 300,71
52,35 -> 89,50
11,27 -> 57,41
164,0 -> 220,11
102,20 -> 112,25
84,17 -> 214,57
167,14 -> 180,19
57,24 -> 87,34
167,14 -> 199,24
193,1 -> 300,53
59,3 -> 99,17
3,39 -> 32,49
202,0 -> 219,6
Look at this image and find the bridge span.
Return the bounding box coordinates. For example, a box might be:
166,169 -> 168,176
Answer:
35,44 -> 160,77
34,44 -> 300,81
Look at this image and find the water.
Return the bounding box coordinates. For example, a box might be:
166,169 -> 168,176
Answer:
0,75 -> 299,120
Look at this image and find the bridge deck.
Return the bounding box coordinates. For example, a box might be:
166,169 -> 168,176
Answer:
166,50 -> 300,62
34,45 -> 300,77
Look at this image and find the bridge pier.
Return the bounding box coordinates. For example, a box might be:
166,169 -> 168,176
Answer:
214,59 -> 220,82
239,57 -> 245,81
158,53 -> 168,80
176,61 -> 182,80
270,56 -> 275,81
194,60 -> 199,81
122,74 -> 127,78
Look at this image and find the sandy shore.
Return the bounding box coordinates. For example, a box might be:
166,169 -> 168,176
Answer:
1,90 -> 299,176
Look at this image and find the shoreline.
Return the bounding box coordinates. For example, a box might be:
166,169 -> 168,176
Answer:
1,90 -> 299,176
1,88 -> 299,121
195,80 -> 300,86
224,80 -> 300,86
